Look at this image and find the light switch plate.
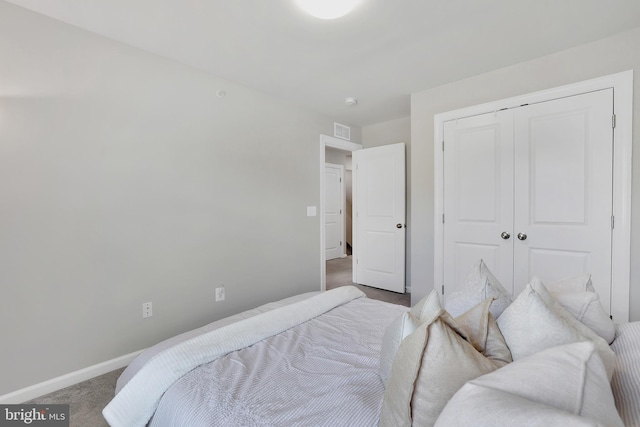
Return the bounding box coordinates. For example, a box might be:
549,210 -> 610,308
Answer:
307,206 -> 317,217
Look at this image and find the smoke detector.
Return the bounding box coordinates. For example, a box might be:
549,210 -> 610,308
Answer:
344,97 -> 358,106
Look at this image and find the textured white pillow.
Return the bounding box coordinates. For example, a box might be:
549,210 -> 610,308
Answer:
435,342 -> 624,427
445,259 -> 512,319
496,279 -> 616,380
409,289 -> 442,322
379,290 -> 441,386
379,311 -> 421,386
546,273 -> 593,293
379,306 -> 501,427
546,274 -> 616,344
529,277 -> 616,380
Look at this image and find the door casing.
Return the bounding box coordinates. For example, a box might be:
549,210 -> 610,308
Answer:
320,135 -> 362,291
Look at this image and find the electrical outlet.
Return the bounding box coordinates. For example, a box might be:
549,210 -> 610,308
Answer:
215,285 -> 225,302
143,302 -> 152,318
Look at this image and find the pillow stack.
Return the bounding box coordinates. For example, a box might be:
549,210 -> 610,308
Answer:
496,277 -> 616,379
378,259 -> 622,426
378,289 -> 511,426
435,342 -> 623,427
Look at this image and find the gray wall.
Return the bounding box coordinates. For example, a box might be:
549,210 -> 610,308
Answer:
410,26 -> 640,321
362,117 -> 412,288
0,2 -> 350,395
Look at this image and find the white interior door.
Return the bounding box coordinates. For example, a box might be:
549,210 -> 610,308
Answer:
513,89 -> 614,305
443,111 -> 515,295
324,163 -> 344,261
353,143 -> 406,293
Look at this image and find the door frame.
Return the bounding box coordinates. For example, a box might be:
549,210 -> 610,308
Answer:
320,134 -> 362,291
433,70 -> 633,322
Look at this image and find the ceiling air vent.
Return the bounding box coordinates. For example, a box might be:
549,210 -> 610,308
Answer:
334,122 -> 351,141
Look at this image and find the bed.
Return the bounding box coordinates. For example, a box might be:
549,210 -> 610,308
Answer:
103,265 -> 640,427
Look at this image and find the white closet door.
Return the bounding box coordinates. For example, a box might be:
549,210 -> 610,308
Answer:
443,111 -> 515,296
513,89 -> 614,307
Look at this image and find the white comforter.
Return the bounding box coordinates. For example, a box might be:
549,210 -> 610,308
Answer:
149,295 -> 406,426
103,286 -> 398,427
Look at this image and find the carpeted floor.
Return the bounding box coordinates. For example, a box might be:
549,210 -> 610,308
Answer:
25,368 -> 124,427
22,261 -> 409,426
326,255 -> 411,307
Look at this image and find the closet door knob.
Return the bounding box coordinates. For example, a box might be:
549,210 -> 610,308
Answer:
501,232 -> 511,240
517,233 -> 527,241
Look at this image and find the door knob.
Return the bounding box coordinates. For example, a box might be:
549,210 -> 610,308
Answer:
501,232 -> 511,240
396,223 -> 403,229
517,233 -> 527,241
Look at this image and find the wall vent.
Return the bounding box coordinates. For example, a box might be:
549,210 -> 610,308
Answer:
334,122 -> 351,141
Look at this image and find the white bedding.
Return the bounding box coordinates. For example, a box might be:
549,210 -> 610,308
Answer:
116,291 -> 322,393
104,285 -> 640,427
103,286 -> 405,427
148,296 -> 406,426
611,322 -> 640,427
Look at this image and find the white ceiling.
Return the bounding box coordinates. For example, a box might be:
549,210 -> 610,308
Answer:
7,0 -> 640,126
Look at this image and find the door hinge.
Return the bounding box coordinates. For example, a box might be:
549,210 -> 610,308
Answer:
340,177 -> 342,182
340,209 -> 342,214
611,215 -> 615,229
340,241 -> 342,246
441,284 -> 444,295
442,214 -> 445,224
612,114 -> 616,128
442,140 -> 445,151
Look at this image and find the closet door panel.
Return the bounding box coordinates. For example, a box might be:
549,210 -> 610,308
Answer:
513,89 -> 614,309
443,111 -> 514,298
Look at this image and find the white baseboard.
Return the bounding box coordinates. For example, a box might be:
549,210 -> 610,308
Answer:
0,350 -> 144,404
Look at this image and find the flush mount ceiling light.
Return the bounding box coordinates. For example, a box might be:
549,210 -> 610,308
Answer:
294,0 -> 363,20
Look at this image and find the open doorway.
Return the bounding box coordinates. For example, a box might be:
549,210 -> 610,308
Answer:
319,135 -> 411,306
319,135 -> 361,291
325,147 -> 353,289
